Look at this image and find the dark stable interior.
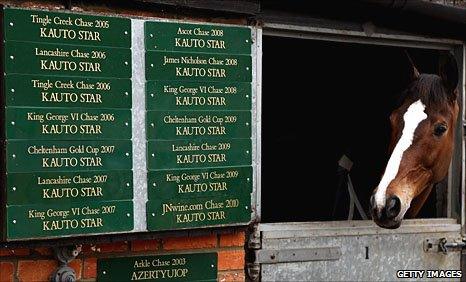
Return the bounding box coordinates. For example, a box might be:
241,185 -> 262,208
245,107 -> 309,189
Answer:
261,35 -> 441,223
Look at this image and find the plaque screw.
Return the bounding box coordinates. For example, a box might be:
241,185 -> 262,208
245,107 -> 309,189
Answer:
10,55 -> 14,60
150,34 -> 154,38
245,39 -> 249,43
246,95 -> 249,98
125,92 -> 129,96
102,271 -> 106,275
152,182 -> 156,187
126,183 -> 130,187
150,123 -> 155,127
12,154 -> 16,158
125,122 -> 129,126
124,61 -> 128,65
150,64 -> 154,67
245,206 -> 249,210
11,89 -> 15,93
124,31 -> 128,35
125,152 -> 130,156
11,121 -> 15,125
246,67 -> 250,70
126,213 -> 131,217
12,220 -> 16,224
211,264 -> 214,268
246,150 -> 250,154
150,93 -> 154,97
9,22 -> 13,26
247,178 -> 250,182
151,153 -> 155,157
12,187 -> 16,191
152,213 -> 155,216
246,122 -> 249,126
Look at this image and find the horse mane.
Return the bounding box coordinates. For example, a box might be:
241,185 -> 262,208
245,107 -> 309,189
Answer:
399,74 -> 452,110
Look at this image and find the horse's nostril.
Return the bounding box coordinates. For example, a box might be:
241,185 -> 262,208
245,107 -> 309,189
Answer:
385,196 -> 401,219
370,194 -> 376,209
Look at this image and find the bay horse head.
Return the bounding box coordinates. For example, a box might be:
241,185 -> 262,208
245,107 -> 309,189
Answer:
371,52 -> 459,229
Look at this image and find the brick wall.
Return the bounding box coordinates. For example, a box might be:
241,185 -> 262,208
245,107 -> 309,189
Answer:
0,230 -> 246,281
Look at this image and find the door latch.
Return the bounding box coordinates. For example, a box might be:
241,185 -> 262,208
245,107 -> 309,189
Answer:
424,238 -> 466,254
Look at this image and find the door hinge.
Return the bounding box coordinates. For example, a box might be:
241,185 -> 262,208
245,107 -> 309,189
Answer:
424,238 -> 466,254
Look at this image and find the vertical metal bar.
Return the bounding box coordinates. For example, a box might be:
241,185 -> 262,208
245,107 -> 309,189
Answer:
253,27 -> 263,222
131,19 -> 147,232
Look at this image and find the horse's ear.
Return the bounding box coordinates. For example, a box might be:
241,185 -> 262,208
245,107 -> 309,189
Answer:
439,52 -> 459,95
405,50 -> 420,81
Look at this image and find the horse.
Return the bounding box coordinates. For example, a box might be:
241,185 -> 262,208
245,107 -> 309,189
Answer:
370,52 -> 459,229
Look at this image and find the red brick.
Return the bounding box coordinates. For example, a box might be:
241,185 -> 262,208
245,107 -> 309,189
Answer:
218,271 -> 245,282
131,239 -> 159,252
163,235 -> 217,250
82,242 -> 128,254
220,232 -> 245,247
0,248 -> 30,257
33,247 -> 53,256
0,262 -> 14,282
69,259 -> 82,280
17,260 -> 57,282
83,258 -> 97,279
218,250 -> 245,271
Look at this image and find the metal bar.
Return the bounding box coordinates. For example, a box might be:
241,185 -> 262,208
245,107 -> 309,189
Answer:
131,19 -> 147,232
263,22 -> 463,48
253,27 -> 263,222
257,247 -> 342,264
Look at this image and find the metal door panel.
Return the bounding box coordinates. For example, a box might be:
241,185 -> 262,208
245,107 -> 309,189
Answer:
258,220 -> 462,281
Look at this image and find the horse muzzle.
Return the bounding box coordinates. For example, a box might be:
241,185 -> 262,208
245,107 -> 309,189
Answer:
370,194 -> 402,229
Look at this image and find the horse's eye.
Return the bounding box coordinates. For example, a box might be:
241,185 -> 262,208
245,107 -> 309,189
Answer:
434,124 -> 447,137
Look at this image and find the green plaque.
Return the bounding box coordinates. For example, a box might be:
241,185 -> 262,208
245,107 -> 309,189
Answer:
147,138 -> 251,170
7,171 -> 133,205
98,253 -> 217,282
146,111 -> 251,140
145,21 -> 251,54
7,140 -> 132,173
5,74 -> 132,109
146,81 -> 251,111
148,166 -> 252,200
6,200 -> 133,239
3,7 -> 131,47
6,108 -> 131,140
146,51 -> 251,82
4,41 -> 131,78
147,194 -> 251,230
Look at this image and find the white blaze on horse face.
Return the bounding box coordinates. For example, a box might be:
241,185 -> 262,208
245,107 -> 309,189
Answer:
374,99 -> 428,208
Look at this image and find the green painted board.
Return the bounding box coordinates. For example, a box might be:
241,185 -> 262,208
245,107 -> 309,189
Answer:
148,166 -> 252,200
146,51 -> 251,82
146,194 -> 251,230
146,111 -> 251,140
4,41 -> 131,78
6,140 -> 132,173
3,7 -> 131,48
147,138 -> 251,170
5,74 -> 132,108
7,170 -> 133,205
145,21 -> 251,54
6,200 -> 133,240
6,107 -> 132,140
146,80 -> 251,111
98,253 -> 217,282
